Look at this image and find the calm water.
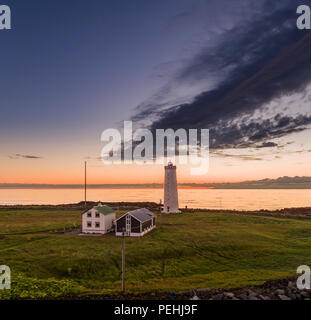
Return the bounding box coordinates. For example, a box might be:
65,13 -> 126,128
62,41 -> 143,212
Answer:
0,188 -> 310,210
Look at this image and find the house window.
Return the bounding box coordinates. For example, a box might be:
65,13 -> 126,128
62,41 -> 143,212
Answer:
87,221 -> 92,228
95,212 -> 100,218
95,222 -> 100,228
87,212 -> 92,218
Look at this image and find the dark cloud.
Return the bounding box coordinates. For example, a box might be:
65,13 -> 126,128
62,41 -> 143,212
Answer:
132,0 -> 311,150
256,142 -> 278,148
209,114 -> 311,149
212,151 -> 264,161
9,154 -> 43,159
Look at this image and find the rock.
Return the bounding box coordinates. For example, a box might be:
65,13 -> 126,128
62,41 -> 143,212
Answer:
288,293 -> 297,300
276,289 -> 285,295
185,276 -> 304,301
213,294 -> 224,300
224,292 -> 235,299
196,288 -> 210,294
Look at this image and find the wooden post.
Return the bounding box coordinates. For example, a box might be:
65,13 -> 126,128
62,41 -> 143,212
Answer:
84,161 -> 87,206
122,229 -> 125,292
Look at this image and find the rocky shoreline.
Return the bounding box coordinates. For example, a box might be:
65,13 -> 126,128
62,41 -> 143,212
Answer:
51,276 -> 309,300
193,276 -> 306,300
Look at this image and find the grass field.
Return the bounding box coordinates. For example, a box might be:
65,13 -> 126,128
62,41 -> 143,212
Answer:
1,207 -> 311,299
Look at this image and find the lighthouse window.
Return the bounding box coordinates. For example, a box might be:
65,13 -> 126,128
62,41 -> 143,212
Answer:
95,212 -> 100,218
95,222 -> 100,228
87,221 -> 92,227
87,212 -> 91,218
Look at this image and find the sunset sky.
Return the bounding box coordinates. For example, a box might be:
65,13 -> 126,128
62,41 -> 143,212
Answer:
1,0 -> 311,184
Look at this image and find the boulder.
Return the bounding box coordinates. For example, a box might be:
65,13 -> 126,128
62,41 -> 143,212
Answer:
276,289 -> 285,295
224,292 -> 235,299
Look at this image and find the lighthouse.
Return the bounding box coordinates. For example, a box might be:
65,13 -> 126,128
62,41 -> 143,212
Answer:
163,162 -> 180,213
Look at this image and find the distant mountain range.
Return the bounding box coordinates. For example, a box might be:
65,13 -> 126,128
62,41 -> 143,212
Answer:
1,177 -> 311,189
182,176 -> 311,189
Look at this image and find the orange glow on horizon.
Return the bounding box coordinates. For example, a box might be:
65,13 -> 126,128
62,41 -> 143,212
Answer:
2,149 -> 311,184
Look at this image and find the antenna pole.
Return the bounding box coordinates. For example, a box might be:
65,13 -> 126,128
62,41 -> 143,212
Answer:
159,199 -> 162,229
84,161 -> 87,206
122,229 -> 125,292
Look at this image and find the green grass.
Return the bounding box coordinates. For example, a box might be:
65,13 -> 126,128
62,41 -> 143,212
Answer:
1,207 -> 311,298
0,208 -> 81,234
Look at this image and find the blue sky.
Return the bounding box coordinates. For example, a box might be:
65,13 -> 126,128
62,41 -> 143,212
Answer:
1,0 -> 311,184
1,0 -> 198,141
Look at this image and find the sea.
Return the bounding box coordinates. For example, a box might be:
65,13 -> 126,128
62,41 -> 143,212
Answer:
0,188 -> 310,211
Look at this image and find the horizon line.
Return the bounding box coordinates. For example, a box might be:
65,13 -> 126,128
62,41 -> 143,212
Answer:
1,176 -> 311,189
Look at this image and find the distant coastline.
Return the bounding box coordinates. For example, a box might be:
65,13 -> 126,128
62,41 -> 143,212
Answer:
1,176 -> 311,189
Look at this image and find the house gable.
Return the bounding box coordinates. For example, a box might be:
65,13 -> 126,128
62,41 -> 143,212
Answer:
82,204 -> 116,235
82,205 -> 115,217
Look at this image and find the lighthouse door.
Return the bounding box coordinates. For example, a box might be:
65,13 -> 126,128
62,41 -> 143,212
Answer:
125,215 -> 131,236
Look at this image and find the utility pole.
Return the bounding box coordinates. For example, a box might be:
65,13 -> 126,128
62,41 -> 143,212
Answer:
84,161 -> 87,206
159,199 -> 162,229
122,229 -> 125,292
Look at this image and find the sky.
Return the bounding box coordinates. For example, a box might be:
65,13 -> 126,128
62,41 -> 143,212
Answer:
1,0 -> 311,184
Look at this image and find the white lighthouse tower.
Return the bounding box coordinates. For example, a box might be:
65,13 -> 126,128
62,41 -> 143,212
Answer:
163,162 -> 180,213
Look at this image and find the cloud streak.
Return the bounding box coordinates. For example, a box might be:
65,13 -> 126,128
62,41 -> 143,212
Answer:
9,154 -> 43,160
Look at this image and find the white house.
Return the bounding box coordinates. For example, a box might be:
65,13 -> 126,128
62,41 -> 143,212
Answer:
82,203 -> 116,234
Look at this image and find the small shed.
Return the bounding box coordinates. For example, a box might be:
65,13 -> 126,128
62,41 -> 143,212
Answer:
82,203 -> 116,234
115,208 -> 156,237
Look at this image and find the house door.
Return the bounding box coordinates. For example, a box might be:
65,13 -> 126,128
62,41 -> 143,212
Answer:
125,215 -> 131,236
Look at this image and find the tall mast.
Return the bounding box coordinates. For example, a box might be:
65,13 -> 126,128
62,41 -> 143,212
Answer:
84,161 -> 87,206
